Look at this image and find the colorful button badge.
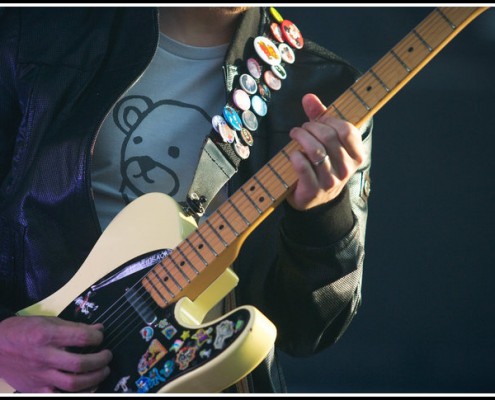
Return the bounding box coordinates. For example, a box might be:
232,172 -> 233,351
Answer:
223,105 -> 243,131
232,89 -> 251,111
242,109 -> 258,131
264,70 -> 282,91
251,95 -> 267,117
280,20 -> 304,49
239,73 -> 258,95
278,43 -> 296,64
247,57 -> 262,79
254,36 -> 282,66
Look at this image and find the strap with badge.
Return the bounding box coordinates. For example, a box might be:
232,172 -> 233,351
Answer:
184,7 -> 304,219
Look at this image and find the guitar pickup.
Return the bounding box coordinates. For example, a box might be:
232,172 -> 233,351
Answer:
125,286 -> 157,325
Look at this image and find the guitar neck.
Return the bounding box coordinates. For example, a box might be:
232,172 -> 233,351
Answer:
323,6 -> 489,128
143,7 -> 489,307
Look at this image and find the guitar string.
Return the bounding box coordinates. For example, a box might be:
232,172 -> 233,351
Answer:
332,10 -> 452,126
81,151 -> 296,353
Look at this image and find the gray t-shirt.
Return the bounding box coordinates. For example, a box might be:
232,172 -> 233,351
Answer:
91,33 -> 228,230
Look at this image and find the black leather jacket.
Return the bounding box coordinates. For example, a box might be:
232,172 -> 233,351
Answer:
0,7 -> 372,393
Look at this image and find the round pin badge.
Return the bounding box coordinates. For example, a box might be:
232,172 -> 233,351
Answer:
251,95 -> 267,117
240,127 -> 254,147
247,57 -> 262,80
279,43 -> 296,64
280,20 -> 304,49
223,105 -> 243,131
232,89 -> 251,111
211,115 -> 225,133
270,22 -> 284,43
271,64 -> 287,80
217,118 -> 235,143
254,36 -> 282,66
239,73 -> 258,95
264,70 -> 282,91
234,140 -> 251,160
257,82 -> 271,103
242,109 -> 259,131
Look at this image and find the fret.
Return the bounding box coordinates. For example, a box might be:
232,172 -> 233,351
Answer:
412,29 -> 433,52
436,8 -> 456,29
185,237 -> 208,266
151,268 -> 176,298
271,149 -> 297,187
349,87 -> 371,111
352,79 -> 387,117
217,209 -> 240,237
331,90 -> 368,127
280,149 -> 291,161
241,187 -> 262,214
143,274 -> 169,306
331,104 -> 348,121
415,12 -> 456,49
393,35 -> 432,72
441,7 -> 479,27
354,71 -> 389,110
176,246 -> 199,275
371,52 -> 410,95
210,208 -> 240,246
227,198 -> 251,227
369,68 -> 390,92
390,49 -> 411,72
267,162 -> 289,189
253,175 -> 275,203
205,219 -> 229,248
255,164 -> 288,201
195,229 -> 218,257
158,260 -> 185,290
165,258 -> 191,284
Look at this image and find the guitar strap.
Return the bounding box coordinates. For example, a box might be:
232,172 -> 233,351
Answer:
183,135 -> 240,220
183,7 -> 304,221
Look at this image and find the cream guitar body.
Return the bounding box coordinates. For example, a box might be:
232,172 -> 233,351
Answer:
0,193 -> 277,393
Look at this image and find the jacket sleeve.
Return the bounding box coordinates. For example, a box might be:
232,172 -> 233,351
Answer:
0,7 -> 20,188
237,119 -> 373,358
272,121 -> 372,356
0,7 -> 21,322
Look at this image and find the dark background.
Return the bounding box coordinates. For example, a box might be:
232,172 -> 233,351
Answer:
277,5 -> 495,394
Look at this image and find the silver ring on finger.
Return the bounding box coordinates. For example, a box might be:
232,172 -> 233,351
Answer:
313,154 -> 329,167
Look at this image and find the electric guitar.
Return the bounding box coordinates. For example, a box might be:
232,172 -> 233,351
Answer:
0,6 -> 489,394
